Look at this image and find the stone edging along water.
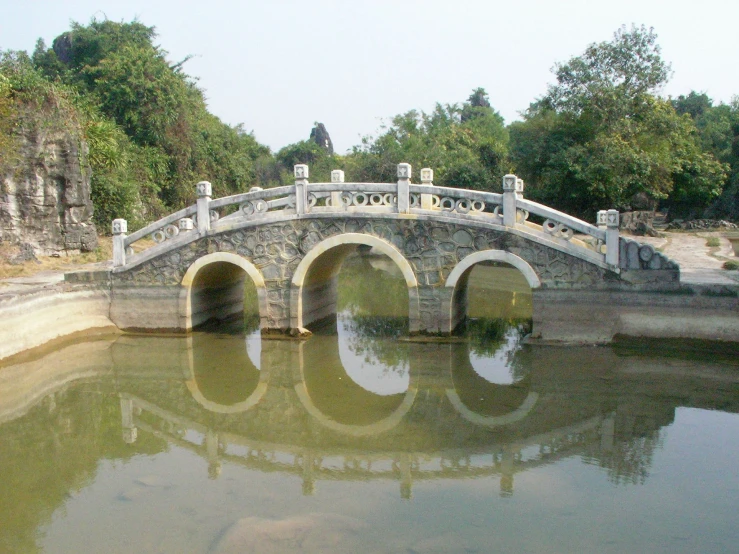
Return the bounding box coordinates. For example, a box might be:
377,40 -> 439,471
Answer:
0,265 -> 737,363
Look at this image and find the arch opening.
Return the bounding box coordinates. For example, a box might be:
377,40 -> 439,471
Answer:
445,251 -> 536,381
180,252 -> 266,333
291,233 -> 419,332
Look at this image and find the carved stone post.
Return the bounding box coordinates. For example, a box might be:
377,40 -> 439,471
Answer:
502,174 -> 519,227
196,181 -> 212,233
112,218 -> 127,267
330,169 -> 344,210
294,164 -> 309,215
596,210 -> 608,229
605,209 -> 620,266
420,167 -> 434,210
397,163 -> 411,214
179,217 -> 194,232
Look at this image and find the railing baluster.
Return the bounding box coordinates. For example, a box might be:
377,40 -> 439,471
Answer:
294,164 -> 309,215
397,163 -> 411,214
420,168 -> 434,210
112,218 -> 127,267
196,181 -> 212,233
330,170 -> 344,210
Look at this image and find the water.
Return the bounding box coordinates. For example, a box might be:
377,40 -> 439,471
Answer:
1,256 -> 738,553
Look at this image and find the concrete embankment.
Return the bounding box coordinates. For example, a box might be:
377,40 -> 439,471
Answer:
0,271 -> 118,362
0,262 -> 737,362
531,284 -> 739,345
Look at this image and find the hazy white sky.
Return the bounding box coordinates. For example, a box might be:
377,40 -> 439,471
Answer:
2,0 -> 737,153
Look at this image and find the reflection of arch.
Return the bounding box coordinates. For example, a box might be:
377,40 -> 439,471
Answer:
290,233 -> 420,332
180,252 -> 267,331
184,334 -> 270,414
446,390 -> 539,427
440,341 -> 538,427
445,250 -> 541,290
293,336 -> 419,436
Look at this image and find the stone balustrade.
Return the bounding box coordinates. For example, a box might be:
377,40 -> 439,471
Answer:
112,163 -> 618,270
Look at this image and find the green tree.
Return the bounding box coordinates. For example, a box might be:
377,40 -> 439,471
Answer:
676,93 -> 739,220
346,89 -> 509,190
510,25 -> 726,219
28,18 -> 273,227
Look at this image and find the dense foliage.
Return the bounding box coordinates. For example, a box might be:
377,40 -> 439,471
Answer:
509,25 -> 726,219
346,89 -> 510,189
1,19 -> 736,235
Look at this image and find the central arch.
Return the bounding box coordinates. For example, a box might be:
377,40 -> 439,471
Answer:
290,233 -> 420,332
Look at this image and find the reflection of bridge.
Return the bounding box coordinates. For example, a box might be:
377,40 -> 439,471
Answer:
107,164 -> 680,343
107,332 -> 739,498
122,392 -> 612,498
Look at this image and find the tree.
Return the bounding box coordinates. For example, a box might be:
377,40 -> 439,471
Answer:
677,93 -> 739,220
346,89 -> 509,190
510,25 -> 726,219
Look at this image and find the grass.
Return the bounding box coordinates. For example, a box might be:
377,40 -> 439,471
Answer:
706,237 -> 721,248
0,236 -> 112,280
723,260 -> 739,271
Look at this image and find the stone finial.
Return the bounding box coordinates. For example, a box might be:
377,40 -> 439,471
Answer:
503,174 -> 517,192
178,218 -> 194,231
606,209 -> 619,228
331,170 -> 345,183
294,164 -> 309,179
112,218 -> 127,235
516,178 -> 524,193
397,163 -> 411,180
596,210 -> 608,228
196,181 -> 212,197
420,168 -> 434,184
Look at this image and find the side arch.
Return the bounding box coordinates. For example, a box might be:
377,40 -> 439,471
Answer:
290,233 -> 420,332
445,250 -> 541,290
441,250 -> 539,334
179,252 -> 268,331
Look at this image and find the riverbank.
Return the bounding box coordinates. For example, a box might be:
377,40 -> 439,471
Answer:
0,231 -> 737,361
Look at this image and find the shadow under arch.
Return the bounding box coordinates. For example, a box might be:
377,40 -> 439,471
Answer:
183,334 -> 270,414
179,252 -> 268,331
292,334 -> 419,437
444,250 -> 540,333
290,233 -> 420,332
444,342 -> 538,427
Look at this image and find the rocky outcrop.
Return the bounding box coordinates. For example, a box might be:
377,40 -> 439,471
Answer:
1,124 -> 97,256
310,122 -> 334,155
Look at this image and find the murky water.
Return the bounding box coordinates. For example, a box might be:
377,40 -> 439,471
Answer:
1,256 -> 738,553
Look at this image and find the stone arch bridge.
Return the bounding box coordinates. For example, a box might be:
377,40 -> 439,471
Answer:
109,164 -> 678,342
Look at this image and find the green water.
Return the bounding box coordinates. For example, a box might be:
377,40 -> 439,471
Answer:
1,257 -> 738,553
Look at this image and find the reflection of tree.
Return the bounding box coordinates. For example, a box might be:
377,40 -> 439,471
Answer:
464,318 -> 530,357
0,384 -> 166,553
337,255 -> 410,373
341,314 -> 409,373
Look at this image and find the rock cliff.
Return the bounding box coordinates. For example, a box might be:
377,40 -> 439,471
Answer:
1,122 -> 97,256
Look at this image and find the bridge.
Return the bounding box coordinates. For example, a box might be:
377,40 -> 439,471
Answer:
108,164 -> 679,342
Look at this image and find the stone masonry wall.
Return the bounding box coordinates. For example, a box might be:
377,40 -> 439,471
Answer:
113,218 -> 612,330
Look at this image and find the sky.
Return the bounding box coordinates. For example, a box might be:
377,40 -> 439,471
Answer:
2,0 -> 738,153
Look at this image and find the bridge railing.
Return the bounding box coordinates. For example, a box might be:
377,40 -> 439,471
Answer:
112,163 -> 620,268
